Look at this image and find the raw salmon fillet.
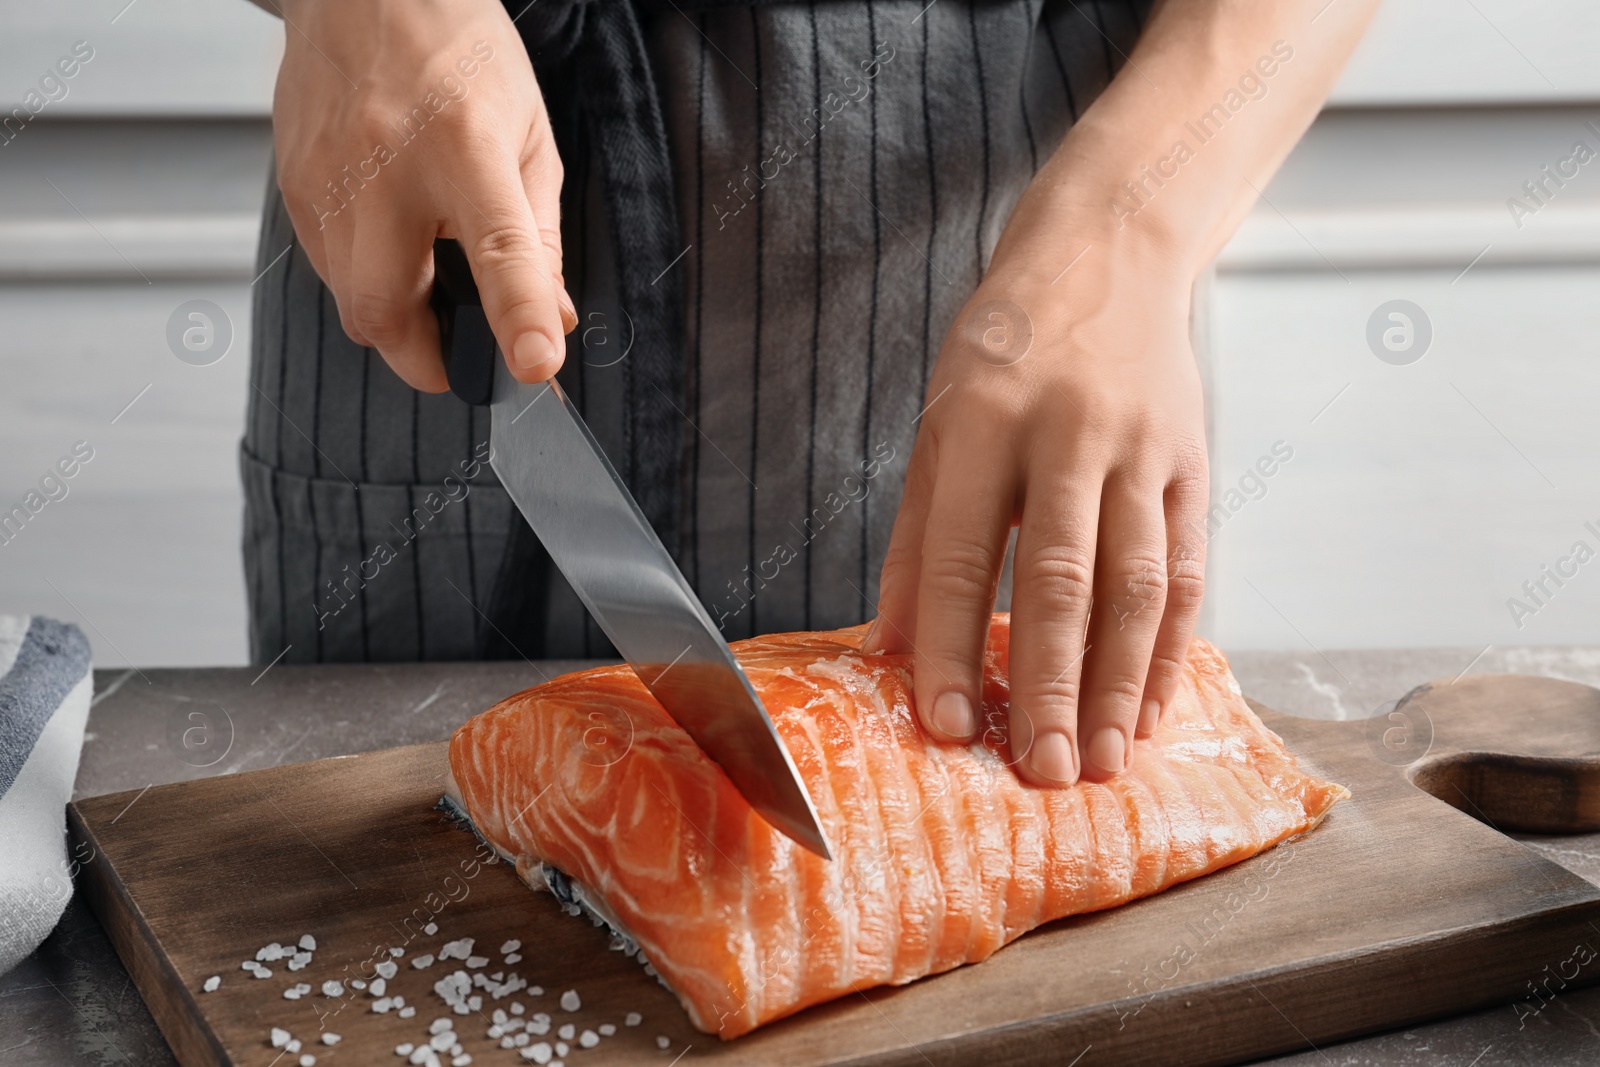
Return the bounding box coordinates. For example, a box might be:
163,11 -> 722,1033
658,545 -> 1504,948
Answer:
446,614 -> 1346,1038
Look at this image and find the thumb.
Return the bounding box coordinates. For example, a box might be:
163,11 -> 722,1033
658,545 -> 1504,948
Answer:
447,163 -> 567,382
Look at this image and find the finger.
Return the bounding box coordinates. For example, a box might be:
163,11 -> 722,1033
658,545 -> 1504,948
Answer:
285,184 -> 376,355
447,157 -> 567,382
279,195 -> 342,329
911,442 -> 1015,743
347,209 -> 448,393
518,123 -> 576,334
865,431 -> 937,654
1137,464 -> 1208,737
1007,472 -> 1100,787
1075,475 -> 1170,780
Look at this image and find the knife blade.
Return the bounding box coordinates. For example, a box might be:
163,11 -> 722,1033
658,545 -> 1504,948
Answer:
431,239 -> 831,861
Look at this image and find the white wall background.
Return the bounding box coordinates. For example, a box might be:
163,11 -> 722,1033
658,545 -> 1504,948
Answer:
1,0 -> 1598,665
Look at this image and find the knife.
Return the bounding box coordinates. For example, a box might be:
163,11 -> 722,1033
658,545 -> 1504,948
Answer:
431,239 -> 831,861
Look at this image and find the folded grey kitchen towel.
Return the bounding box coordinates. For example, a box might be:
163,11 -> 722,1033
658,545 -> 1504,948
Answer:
0,616 -> 93,977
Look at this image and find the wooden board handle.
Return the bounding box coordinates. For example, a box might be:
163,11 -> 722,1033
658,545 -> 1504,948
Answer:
1376,673 -> 1600,835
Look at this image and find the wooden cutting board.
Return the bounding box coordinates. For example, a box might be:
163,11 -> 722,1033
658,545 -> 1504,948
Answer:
68,673 -> 1600,1067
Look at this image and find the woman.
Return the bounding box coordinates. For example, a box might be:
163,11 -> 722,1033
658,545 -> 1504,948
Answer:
242,0 -> 1376,788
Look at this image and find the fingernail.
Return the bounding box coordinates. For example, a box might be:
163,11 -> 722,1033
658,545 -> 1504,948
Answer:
557,287 -> 577,330
1028,731 -> 1078,785
513,332 -> 559,376
860,619 -> 881,652
1137,698 -> 1160,737
931,691 -> 975,739
1085,726 -> 1127,776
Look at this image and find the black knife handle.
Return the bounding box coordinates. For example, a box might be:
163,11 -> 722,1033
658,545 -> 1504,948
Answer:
431,238 -> 496,407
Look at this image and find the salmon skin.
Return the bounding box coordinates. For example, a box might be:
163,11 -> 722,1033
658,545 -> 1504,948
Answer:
446,614 -> 1348,1038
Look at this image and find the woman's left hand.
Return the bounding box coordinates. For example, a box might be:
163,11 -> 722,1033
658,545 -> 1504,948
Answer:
867,234 -> 1209,788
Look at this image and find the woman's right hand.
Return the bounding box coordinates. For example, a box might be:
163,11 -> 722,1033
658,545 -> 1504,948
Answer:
270,0 -> 575,391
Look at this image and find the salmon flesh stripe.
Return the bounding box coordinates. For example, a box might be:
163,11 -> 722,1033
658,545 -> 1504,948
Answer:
445,614 -> 1348,1038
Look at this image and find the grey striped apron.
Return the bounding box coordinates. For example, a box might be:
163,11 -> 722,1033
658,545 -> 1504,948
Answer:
241,0 -> 1150,664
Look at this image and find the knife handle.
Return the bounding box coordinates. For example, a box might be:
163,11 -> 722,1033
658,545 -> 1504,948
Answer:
430,238 -> 496,407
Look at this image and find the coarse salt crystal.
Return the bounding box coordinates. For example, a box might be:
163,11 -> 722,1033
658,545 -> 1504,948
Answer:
554,1043 -> 568,1058
510,1003 -> 525,1016
376,961 -> 399,980
389,946 -> 405,958
252,967 -> 272,979
557,1024 -> 575,1041
351,979 -> 366,990
296,983 -> 312,995
522,1043 -> 552,1065
429,1018 -> 453,1035
559,990 -> 580,1012
299,934 -> 317,951
529,986 -> 544,996
624,1012 -> 642,1027
514,1033 -> 530,1047
656,1036 -> 670,1050
504,953 -> 522,965
452,1056 -> 472,1067
501,939 -> 521,954
286,1038 -> 302,1052
412,954 -> 436,970
453,1004 -> 469,1015
372,997 -> 393,1013
468,995 -> 482,1011
409,1046 -> 430,1065
578,1030 -> 598,1049
598,1023 -> 615,1037
299,1056 -> 315,1067
393,995 -> 406,1007
395,1043 -> 414,1056
399,1006 -> 417,1018
284,989 -> 302,1001
370,978 -> 387,996
526,1018 -> 550,1037
424,922 -> 439,935
429,1032 -> 455,1052
240,961 -> 255,971
321,981 -> 344,997
270,1028 -> 290,1048
492,1009 -> 508,1025
322,1033 -> 340,1045
500,1037 -> 515,1050
202,976 -> 220,993
465,955 -> 489,968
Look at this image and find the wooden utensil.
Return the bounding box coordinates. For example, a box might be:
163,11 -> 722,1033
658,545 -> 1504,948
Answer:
68,673 -> 1600,1066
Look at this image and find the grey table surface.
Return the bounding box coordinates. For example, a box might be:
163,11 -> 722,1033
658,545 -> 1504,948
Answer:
7,645 -> 1600,1066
